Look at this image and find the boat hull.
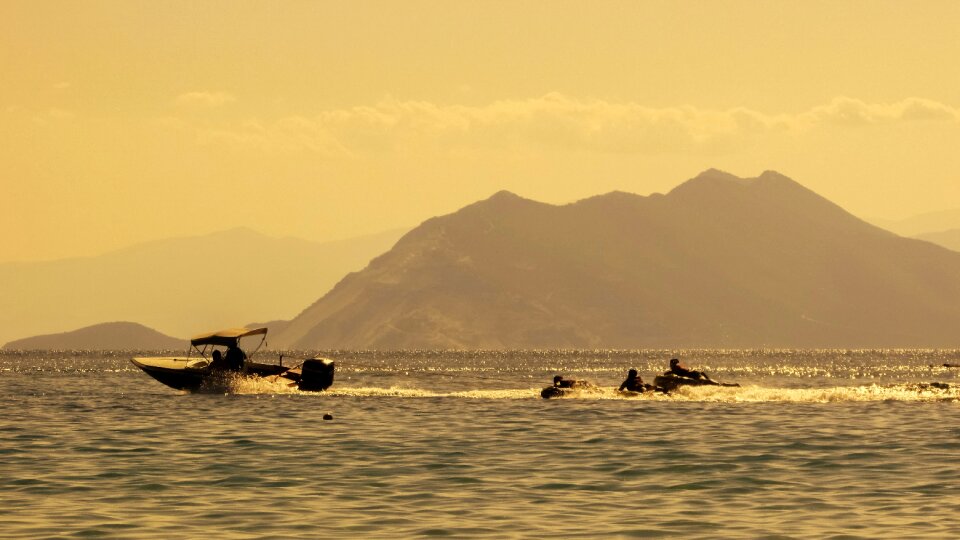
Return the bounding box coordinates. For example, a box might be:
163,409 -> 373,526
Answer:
131,357 -> 208,391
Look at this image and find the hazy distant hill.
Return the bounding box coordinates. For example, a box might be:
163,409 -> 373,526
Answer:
915,229 -> 960,252
273,170 -> 960,349
2,322 -> 183,350
872,208 -> 960,237
0,227 -> 407,346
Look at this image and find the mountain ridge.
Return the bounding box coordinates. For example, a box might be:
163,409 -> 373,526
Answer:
272,169 -> 960,349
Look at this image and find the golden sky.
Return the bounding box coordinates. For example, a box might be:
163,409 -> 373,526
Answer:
2,1 -> 959,261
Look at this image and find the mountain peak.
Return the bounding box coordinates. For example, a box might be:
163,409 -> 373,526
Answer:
670,169 -> 810,199
668,169 -> 751,198
758,169 -> 788,180
463,189 -> 540,214
694,168 -> 743,182
488,189 -> 521,201
571,190 -> 645,209
755,169 -> 801,187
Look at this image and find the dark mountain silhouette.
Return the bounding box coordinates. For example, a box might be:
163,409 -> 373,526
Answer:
0,227 -> 407,346
915,229 -> 960,252
273,169 -> 960,349
2,322 -> 183,350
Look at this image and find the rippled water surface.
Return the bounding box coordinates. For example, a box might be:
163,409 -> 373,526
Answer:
3,349 -> 960,538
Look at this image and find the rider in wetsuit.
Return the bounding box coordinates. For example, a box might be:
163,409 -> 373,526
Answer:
619,368 -> 669,394
667,358 -> 709,380
553,375 -> 594,389
618,369 -> 646,392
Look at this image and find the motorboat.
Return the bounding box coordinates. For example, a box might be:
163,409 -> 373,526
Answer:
652,373 -> 739,392
131,327 -> 334,392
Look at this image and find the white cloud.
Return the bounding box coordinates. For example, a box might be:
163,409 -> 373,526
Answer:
175,91 -> 237,107
799,96 -> 960,127
166,94 -> 960,156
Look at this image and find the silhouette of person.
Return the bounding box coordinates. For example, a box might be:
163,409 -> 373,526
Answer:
667,358 -> 709,380
553,375 -> 592,388
618,368 -> 668,393
225,343 -> 246,371
210,349 -> 227,370
618,369 -> 646,392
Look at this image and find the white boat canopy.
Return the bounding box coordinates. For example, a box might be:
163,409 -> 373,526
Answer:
190,327 -> 268,347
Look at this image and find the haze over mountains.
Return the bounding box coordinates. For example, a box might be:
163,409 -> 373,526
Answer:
915,229 -> 960,253
272,170 -> 960,349
871,208 -> 960,238
869,209 -> 960,253
0,227 -> 407,347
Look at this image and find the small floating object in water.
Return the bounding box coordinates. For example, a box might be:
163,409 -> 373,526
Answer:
323,413 -> 333,421
541,386 -> 573,399
540,379 -> 595,399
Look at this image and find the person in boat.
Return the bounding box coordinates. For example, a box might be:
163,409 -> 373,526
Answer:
210,349 -> 228,370
225,343 -> 247,371
666,358 -> 710,381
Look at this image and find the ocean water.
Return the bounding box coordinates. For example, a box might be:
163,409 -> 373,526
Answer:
2,349 -> 960,539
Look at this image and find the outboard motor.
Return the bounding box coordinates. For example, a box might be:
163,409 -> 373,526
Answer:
298,357 -> 335,391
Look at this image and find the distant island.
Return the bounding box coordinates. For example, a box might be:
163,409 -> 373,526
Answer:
2,322 -> 183,350
270,169 -> 960,349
